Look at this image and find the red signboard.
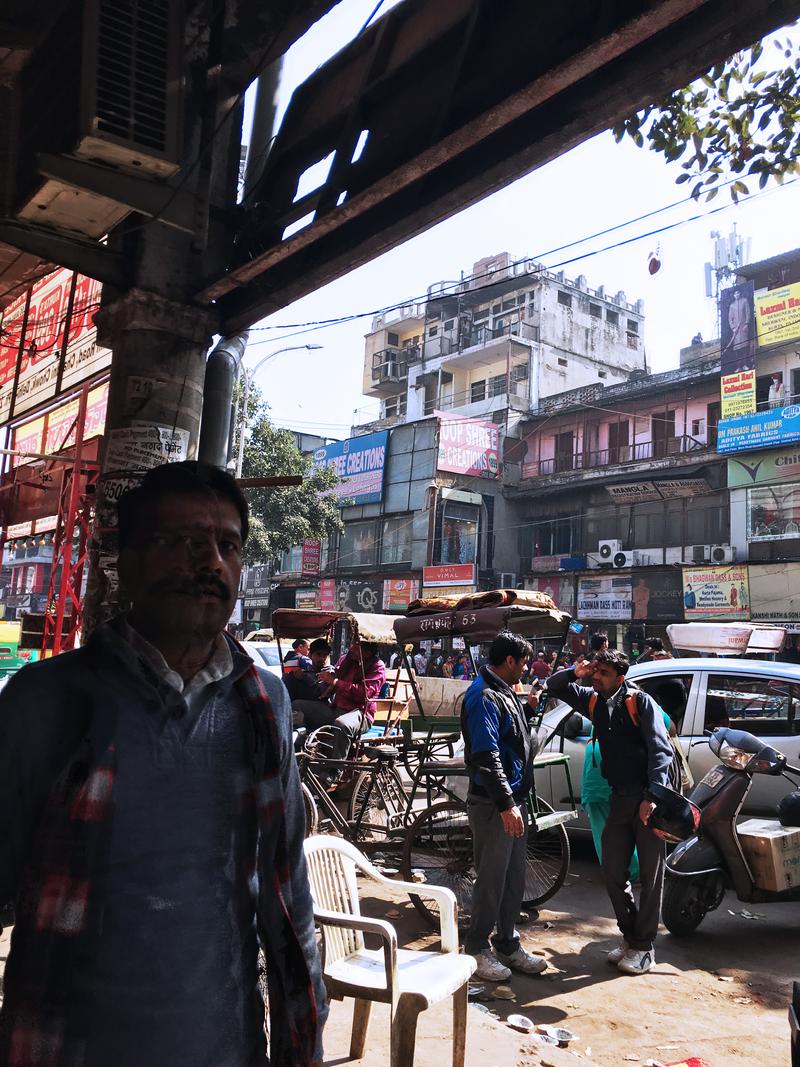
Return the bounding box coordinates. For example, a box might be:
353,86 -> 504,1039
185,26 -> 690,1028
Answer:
436,413 -> 501,479
301,538 -> 322,575
422,563 -> 476,588
382,578 -> 420,611
318,578 -> 337,610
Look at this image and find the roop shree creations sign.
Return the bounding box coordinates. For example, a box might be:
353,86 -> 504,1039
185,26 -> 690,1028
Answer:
436,413 -> 500,479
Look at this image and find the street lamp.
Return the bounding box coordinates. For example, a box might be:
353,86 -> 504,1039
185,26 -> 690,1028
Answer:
235,343 -> 323,477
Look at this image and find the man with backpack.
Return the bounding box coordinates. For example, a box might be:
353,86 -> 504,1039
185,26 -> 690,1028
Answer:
546,650 -> 673,975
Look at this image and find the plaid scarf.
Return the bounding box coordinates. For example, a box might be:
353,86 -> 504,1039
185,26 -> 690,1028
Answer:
0,657 -> 319,1067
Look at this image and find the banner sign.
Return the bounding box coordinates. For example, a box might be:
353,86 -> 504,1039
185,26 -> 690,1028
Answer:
606,478 -> 710,501
606,481 -> 662,503
301,538 -> 321,575
436,414 -> 501,479
318,578 -> 337,610
721,370 -> 756,419
310,430 -> 388,505
630,570 -> 684,622
755,281 -> 800,348
11,382 -> 109,466
423,563 -> 476,588
0,269 -> 110,428
681,565 -> 749,620
331,580 -> 383,613
719,281 -> 756,374
728,447 -> 800,488
577,575 -> 632,620
295,588 -> 318,610
748,563 -> 800,629
382,578 -> 420,612
717,405 -> 800,454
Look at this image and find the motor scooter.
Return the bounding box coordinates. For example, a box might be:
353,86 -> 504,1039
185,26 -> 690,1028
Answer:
663,726 -> 800,935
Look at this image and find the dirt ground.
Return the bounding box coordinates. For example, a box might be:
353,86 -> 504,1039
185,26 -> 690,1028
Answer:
321,839 -> 800,1067
1,842 -> 796,1066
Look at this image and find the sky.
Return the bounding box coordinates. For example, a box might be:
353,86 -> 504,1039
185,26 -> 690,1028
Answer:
239,0 -> 799,440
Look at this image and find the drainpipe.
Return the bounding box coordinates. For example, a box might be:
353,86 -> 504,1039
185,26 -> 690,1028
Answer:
198,332 -> 250,468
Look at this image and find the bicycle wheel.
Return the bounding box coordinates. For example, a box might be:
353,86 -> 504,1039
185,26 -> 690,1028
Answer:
401,734 -> 457,780
301,782 -> 318,838
522,796 -> 570,908
348,764 -> 408,842
401,800 -> 474,929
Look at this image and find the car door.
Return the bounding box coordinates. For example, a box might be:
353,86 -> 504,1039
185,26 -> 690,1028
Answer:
538,700 -> 590,830
692,669 -> 800,817
632,669 -> 701,789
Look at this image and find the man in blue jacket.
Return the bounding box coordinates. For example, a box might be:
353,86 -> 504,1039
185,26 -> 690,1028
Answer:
547,650 -> 673,975
461,631 -> 548,981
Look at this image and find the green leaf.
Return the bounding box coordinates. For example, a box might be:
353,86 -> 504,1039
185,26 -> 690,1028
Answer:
676,172 -> 691,183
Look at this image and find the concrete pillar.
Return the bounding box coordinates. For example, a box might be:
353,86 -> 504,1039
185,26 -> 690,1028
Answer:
82,289 -> 216,634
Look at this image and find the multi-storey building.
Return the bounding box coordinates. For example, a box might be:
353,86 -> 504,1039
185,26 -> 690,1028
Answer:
359,252 -> 646,434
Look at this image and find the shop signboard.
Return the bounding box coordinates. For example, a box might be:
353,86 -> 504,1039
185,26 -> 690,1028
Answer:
681,565 -> 749,620
0,294 -> 26,423
436,413 -> 501,479
331,580 -> 383,613
422,563 -> 475,588
748,563 -> 800,631
577,575 -> 632,620
721,370 -> 756,419
295,588 -> 318,610
630,570 -> 683,622
301,538 -> 321,575
14,272 -> 70,416
717,405 -> 800,454
606,478 -> 710,502
754,281 -> 800,348
728,447 -> 800,488
606,482 -> 662,503
244,564 -> 274,597
719,281 -> 756,374
382,578 -> 420,612
60,275 -> 110,393
310,430 -> 388,505
318,578 -> 337,610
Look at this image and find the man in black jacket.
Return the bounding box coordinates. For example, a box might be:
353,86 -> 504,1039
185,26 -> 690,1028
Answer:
547,650 -> 672,975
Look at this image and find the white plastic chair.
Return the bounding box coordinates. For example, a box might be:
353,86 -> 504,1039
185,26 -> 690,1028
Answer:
304,834 -> 476,1067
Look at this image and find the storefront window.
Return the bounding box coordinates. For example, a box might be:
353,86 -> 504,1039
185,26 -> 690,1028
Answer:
279,544 -> 304,572
748,484 -> 800,540
381,515 -> 412,564
439,503 -> 479,565
338,520 -> 377,567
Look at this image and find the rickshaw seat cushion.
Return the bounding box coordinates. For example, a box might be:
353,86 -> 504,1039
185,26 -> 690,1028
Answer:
363,745 -> 400,761
418,758 -> 467,777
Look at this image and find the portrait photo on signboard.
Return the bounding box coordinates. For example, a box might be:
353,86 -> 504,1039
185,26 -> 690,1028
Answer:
719,281 -> 756,375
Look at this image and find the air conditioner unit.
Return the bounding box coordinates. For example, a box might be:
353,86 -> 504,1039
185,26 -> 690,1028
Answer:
598,539 -> 623,561
613,550 -> 636,569
632,547 -> 663,567
14,0 -> 182,238
499,572 -> 517,588
710,544 -> 736,564
691,544 -> 711,563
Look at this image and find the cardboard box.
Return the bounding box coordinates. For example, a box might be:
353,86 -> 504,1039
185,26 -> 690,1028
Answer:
738,818 -> 800,892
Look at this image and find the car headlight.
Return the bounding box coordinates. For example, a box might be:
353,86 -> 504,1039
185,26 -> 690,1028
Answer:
718,741 -> 752,771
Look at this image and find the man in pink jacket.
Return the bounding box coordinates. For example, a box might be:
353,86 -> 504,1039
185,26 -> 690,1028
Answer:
292,641 -> 386,745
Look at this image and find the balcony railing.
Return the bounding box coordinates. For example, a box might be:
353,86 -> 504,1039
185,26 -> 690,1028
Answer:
424,371 -> 529,416
371,348 -> 408,383
521,434 -> 712,479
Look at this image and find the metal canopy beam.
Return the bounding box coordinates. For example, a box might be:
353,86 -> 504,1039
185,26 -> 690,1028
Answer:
0,220 -> 129,289
208,0 -> 800,332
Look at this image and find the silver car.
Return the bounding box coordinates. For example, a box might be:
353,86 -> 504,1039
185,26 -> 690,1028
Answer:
537,658 -> 800,825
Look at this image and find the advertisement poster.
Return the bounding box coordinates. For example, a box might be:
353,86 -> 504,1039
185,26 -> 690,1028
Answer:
295,588 -> 318,610
60,274 -> 110,394
681,565 -> 749,620
301,539 -> 321,575
332,580 -> 383,613
382,578 -> 420,612
755,281 -> 800,348
531,576 -> 575,615
748,563 -> 800,630
721,370 -> 756,419
318,578 -> 337,610
728,447 -> 800,488
0,294 -> 26,423
577,575 -> 632,620
719,281 -> 756,374
630,570 -> 684,622
14,272 -> 69,416
422,563 -> 476,588
436,414 -> 501,479
310,430 -> 388,505
717,405 -> 800,454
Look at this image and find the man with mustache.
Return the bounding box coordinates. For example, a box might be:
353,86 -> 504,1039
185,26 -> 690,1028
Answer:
0,461 -> 326,1066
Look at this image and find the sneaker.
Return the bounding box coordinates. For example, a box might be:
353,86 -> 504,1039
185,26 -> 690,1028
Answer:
606,941 -> 629,965
472,949 -> 512,982
617,948 -> 654,975
494,946 -> 547,975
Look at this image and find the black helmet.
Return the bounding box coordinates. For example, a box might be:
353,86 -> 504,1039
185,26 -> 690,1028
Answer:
648,782 -> 701,844
778,790 -> 800,828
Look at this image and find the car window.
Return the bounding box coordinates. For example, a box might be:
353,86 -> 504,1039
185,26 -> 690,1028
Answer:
254,645 -> 281,667
635,674 -> 693,733
703,674 -> 798,736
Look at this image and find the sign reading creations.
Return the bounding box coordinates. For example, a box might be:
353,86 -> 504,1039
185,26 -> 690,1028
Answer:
717,405 -> 800,454
311,430 -> 388,505
436,414 -> 500,479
